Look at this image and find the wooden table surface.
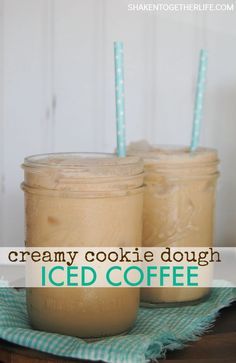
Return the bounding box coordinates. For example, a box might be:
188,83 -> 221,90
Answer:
0,302 -> 235,363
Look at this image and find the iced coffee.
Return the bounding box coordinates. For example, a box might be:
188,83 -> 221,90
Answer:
128,143 -> 219,305
22,153 -> 144,337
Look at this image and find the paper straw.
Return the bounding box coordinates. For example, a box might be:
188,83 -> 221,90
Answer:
190,49 -> 208,152
114,41 -> 126,157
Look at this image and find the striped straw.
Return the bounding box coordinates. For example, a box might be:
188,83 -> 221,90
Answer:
114,41 -> 126,157
190,49 -> 208,152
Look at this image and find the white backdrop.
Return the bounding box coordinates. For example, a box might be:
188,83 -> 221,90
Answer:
0,0 -> 235,246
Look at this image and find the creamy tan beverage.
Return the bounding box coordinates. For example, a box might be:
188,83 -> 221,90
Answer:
22,153 -> 144,337
128,143 -> 219,304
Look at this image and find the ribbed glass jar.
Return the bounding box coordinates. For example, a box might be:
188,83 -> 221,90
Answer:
22,153 -> 144,337
128,145 -> 219,306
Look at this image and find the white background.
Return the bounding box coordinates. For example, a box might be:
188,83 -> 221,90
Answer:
0,0 -> 235,246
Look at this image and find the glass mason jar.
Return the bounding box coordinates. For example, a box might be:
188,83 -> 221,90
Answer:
21,153 -> 144,338
128,145 -> 219,305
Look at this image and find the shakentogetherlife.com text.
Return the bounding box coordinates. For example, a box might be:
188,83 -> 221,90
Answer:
127,3 -> 234,12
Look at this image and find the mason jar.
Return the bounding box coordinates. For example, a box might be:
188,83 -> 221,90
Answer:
22,153 -> 144,337
128,145 -> 219,305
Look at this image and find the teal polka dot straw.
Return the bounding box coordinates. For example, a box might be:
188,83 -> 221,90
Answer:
190,49 -> 208,152
114,41 -> 126,157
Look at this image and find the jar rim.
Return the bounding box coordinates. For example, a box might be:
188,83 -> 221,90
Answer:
23,152 -> 142,168
128,145 -> 219,164
22,152 -> 144,179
